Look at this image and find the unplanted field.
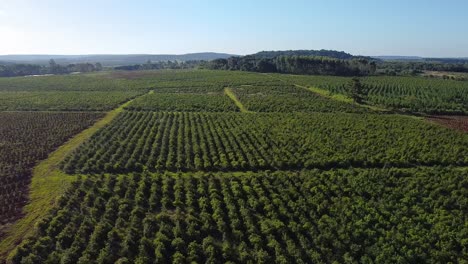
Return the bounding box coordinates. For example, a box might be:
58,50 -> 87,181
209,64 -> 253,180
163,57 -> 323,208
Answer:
427,115 -> 468,132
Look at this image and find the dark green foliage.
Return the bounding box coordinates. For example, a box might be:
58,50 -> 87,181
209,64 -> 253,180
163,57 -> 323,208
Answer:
12,168 -> 468,263
204,56 -> 375,76
0,112 -> 103,224
346,78 -> 368,104
61,111 -> 467,174
252,49 -> 358,60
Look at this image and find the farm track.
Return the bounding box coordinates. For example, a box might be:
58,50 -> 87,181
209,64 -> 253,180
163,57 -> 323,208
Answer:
224,87 -> 253,113
263,73 -> 390,112
0,91 -> 152,262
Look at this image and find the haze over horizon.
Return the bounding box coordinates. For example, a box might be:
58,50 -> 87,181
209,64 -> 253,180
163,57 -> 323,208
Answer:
1,0 -> 467,57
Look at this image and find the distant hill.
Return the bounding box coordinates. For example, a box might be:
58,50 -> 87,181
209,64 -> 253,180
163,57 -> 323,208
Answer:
250,50 -> 370,60
0,61 -> 15,66
424,58 -> 468,64
0,53 -> 236,66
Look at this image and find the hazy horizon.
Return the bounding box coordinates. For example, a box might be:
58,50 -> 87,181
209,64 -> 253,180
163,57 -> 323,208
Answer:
1,0 -> 468,57
1,53 -> 468,59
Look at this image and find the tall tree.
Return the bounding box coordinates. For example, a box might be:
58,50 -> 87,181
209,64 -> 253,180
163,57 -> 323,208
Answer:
346,78 -> 368,104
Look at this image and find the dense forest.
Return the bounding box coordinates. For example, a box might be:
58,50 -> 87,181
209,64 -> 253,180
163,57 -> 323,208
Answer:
378,61 -> 468,75
203,56 -> 377,76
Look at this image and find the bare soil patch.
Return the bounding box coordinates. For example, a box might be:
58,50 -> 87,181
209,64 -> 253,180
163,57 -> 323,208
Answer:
427,115 -> 468,132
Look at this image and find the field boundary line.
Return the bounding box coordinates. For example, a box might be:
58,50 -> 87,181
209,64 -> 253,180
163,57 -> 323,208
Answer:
224,87 -> 253,113
0,91 -> 149,262
264,73 -> 388,112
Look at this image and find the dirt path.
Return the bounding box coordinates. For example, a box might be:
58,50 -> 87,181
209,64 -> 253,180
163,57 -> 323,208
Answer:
0,92 -> 149,262
426,115 -> 468,132
264,73 -> 388,112
224,87 -> 253,113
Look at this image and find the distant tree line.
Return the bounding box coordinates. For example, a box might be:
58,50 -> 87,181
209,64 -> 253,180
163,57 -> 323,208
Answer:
377,61 -> 468,76
0,59 -> 103,77
114,60 -> 202,71
252,49 -> 356,60
202,56 -> 377,76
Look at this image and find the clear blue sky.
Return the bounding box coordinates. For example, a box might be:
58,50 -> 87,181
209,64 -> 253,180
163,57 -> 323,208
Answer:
1,0 -> 467,57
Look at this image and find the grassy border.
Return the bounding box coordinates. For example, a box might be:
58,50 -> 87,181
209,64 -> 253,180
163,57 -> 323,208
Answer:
0,94 -> 144,262
224,87 -> 253,113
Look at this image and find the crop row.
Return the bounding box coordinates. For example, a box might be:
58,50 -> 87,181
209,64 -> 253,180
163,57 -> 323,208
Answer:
0,91 -> 144,111
12,168 -> 467,263
125,92 -> 239,112
61,111 -> 468,174
0,112 -> 104,224
230,85 -> 366,113
147,70 -> 283,89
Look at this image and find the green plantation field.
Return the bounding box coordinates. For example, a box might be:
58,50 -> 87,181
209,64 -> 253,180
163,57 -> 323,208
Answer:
0,91 -> 143,111
11,168 -> 467,263
110,70 -> 279,91
143,70 -> 281,89
230,85 -> 366,113
0,73 -> 156,111
61,111 -> 467,173
0,112 -> 103,224
1,69 -> 468,263
277,74 -> 468,114
0,74 -> 154,92
125,92 -> 239,112
362,76 -> 468,113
